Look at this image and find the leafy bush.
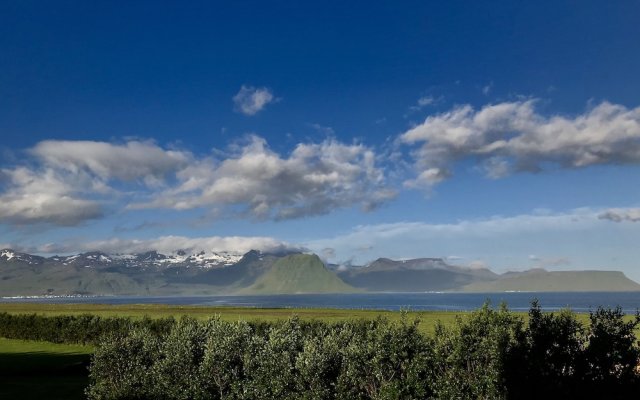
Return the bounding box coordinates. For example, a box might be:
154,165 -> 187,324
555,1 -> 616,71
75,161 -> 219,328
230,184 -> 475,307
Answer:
579,306 -> 640,398
431,303 -> 524,399
85,317 -> 438,400
0,312 -> 175,345
86,327 -> 161,400
2,303 -> 639,399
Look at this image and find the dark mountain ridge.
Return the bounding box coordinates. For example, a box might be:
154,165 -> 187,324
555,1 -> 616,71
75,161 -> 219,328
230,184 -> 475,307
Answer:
1,249 -> 638,296
337,257 -> 498,292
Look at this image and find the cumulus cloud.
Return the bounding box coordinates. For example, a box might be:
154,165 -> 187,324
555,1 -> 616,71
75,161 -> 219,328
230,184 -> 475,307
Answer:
31,140 -> 189,185
0,167 -> 103,225
233,85 -> 276,116
0,140 -> 191,226
136,135 -> 395,220
35,235 -> 301,255
0,136 -> 393,225
598,208 -> 640,222
400,100 -> 640,188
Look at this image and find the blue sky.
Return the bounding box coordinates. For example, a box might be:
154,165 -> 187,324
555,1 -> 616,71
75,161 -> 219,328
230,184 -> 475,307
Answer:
2,1 -> 640,279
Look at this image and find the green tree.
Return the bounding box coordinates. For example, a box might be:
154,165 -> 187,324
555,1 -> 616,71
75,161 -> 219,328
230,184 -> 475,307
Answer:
579,306 -> 640,398
432,302 -> 524,399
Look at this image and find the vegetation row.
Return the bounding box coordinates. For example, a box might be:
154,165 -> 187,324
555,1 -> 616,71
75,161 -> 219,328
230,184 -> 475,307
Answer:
2,303 -> 640,399
0,312 -> 176,345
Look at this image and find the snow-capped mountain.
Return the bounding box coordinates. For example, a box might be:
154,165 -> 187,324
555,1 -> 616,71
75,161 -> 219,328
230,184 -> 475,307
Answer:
2,248 -> 639,297
109,250 -> 243,268
0,249 -> 45,265
1,248 -> 243,269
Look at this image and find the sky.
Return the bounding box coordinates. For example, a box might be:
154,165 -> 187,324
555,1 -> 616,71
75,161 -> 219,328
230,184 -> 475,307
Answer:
1,1 -> 640,279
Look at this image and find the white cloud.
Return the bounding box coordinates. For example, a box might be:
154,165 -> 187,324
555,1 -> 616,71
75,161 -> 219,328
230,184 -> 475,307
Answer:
308,123 -> 335,135
232,85 -> 276,116
400,100 -> 640,188
482,82 -> 493,95
31,140 -> 189,185
0,140 -> 190,226
408,95 -> 440,113
403,167 -> 450,188
337,209 -> 598,238
0,167 -> 103,226
598,208 -> 640,222
136,135 -> 396,220
321,247 -> 336,260
0,136 -> 394,225
34,235 -> 301,255
304,207 -> 620,267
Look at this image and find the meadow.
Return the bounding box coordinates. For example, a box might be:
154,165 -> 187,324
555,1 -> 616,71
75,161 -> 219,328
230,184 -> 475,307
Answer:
0,337 -> 92,400
0,303 -> 466,399
0,303 -> 470,333
0,303 -> 637,399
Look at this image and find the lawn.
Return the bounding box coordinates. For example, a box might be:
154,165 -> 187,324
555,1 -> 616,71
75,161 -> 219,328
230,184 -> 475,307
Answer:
0,337 -> 92,400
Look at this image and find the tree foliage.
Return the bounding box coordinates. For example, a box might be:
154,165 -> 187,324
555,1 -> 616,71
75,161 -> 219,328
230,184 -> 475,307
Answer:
1,303 -> 639,399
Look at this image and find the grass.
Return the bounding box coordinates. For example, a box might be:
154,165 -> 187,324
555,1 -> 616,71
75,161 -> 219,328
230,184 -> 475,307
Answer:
0,302 -> 635,399
0,303 -> 468,399
0,302 -> 470,333
0,337 -> 92,400
1,301 -> 618,335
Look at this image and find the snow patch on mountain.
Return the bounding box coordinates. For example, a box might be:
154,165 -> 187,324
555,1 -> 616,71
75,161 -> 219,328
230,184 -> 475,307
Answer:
1,250 -> 15,260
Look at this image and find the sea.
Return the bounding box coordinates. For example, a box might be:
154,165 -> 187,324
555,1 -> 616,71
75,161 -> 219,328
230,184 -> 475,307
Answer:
2,292 -> 640,313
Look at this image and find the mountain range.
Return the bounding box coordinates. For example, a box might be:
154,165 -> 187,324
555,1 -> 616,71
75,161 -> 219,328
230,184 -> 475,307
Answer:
1,248 -> 638,296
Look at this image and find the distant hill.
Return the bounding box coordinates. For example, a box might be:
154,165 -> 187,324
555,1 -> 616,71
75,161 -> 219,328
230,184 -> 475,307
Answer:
461,269 -> 640,292
1,248 -> 639,296
243,254 -> 354,294
337,257 -> 497,292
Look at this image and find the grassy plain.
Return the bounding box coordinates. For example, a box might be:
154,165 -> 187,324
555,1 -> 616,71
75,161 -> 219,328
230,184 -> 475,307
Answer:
0,303 -> 468,399
0,337 -> 92,400
0,302 -> 473,334
0,302 -> 635,399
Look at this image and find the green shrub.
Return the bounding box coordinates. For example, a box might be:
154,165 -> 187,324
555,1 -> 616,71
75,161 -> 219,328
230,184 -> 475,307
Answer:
86,327 -> 161,400
4,303 -> 639,399
431,303 -> 524,399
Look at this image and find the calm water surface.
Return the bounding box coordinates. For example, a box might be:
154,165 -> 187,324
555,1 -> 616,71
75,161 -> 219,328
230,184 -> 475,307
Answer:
3,292 -> 640,313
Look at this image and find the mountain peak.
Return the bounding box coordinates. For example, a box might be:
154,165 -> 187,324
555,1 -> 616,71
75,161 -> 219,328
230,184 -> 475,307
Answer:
244,253 -> 353,294
0,249 -> 45,265
0,249 -> 16,261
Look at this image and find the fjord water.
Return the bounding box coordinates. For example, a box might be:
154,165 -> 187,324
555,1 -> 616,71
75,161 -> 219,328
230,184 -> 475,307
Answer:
4,292 -> 640,313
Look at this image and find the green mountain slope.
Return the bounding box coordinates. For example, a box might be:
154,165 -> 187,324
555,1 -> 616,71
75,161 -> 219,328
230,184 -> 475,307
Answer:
461,270 -> 640,292
0,262 -> 152,296
243,254 -> 354,294
2,250 -> 639,296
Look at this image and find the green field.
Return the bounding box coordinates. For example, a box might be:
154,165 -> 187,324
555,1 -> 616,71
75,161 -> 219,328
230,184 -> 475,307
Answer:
0,302 -> 472,333
0,337 -> 92,400
0,303 -> 465,399
0,302 -> 628,400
